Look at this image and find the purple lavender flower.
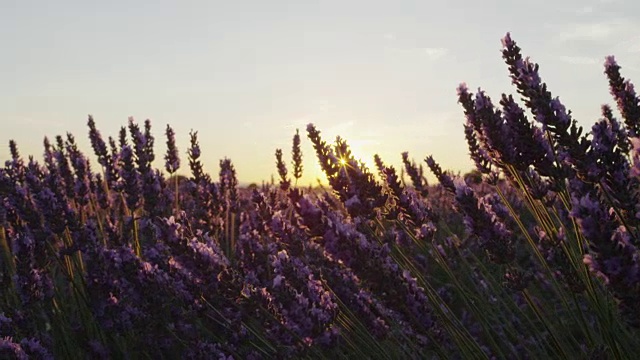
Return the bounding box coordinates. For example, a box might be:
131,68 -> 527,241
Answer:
94,174 -> 111,210
143,119 -> 155,164
307,125 -> 386,219
6,140 -> 25,184
17,338 -> 52,359
425,155 -> 455,192
275,148 -> 290,191
106,136 -> 122,189
118,145 -> 141,211
53,135 -> 76,198
587,105 -> 640,227
67,144 -> 92,206
0,337 -> 28,360
401,152 -> 429,196
572,193 -> 640,326
473,89 -> 516,168
500,93 -> 556,176
501,32 -> 590,170
87,115 -> 109,167
630,137 -> 640,179
604,55 -> 640,137
128,117 -> 154,177
10,230 -> 54,306
452,177 -> 515,264
291,129 -> 303,184
219,158 -> 239,213
377,159 -> 437,226
462,121 -> 493,175
536,226 -> 585,293
164,124 -> 180,175
186,130 -> 205,181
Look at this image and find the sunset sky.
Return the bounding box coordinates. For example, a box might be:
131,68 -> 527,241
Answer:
2,0 -> 640,186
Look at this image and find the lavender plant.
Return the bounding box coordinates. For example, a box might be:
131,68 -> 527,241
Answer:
2,32 -> 640,360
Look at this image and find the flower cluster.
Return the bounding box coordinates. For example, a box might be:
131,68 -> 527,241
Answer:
3,32 -> 640,359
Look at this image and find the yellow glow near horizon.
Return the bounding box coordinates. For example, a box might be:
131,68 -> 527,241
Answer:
294,125 -> 386,187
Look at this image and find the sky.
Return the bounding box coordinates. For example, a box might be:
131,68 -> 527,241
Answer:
2,0 -> 640,186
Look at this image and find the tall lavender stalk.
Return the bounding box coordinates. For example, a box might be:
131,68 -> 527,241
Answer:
291,129 -> 303,186
604,56 -> 640,137
275,149 -> 290,191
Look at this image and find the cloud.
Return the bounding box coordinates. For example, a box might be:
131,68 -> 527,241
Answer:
575,6 -> 594,14
326,121 -> 355,135
615,35 -> 640,53
283,118 -> 311,131
380,33 -> 449,61
557,55 -> 600,65
7,116 -> 65,129
282,99 -> 335,130
385,45 -> 450,61
551,19 -> 640,74
421,47 -> 449,60
556,22 -> 617,42
368,111 -> 458,140
573,0 -> 622,14
552,17 -> 640,47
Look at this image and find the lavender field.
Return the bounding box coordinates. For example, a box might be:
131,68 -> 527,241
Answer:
2,33 -> 640,359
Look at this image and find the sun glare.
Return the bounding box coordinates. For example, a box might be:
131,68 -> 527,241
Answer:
339,158 -> 348,166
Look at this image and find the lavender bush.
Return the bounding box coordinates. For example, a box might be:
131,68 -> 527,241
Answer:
1,33 -> 640,359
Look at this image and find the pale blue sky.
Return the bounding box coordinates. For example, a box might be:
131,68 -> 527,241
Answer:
2,0 -> 640,185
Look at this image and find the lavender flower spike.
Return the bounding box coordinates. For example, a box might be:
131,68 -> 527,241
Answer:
164,124 -> 180,175
604,55 -> 640,137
